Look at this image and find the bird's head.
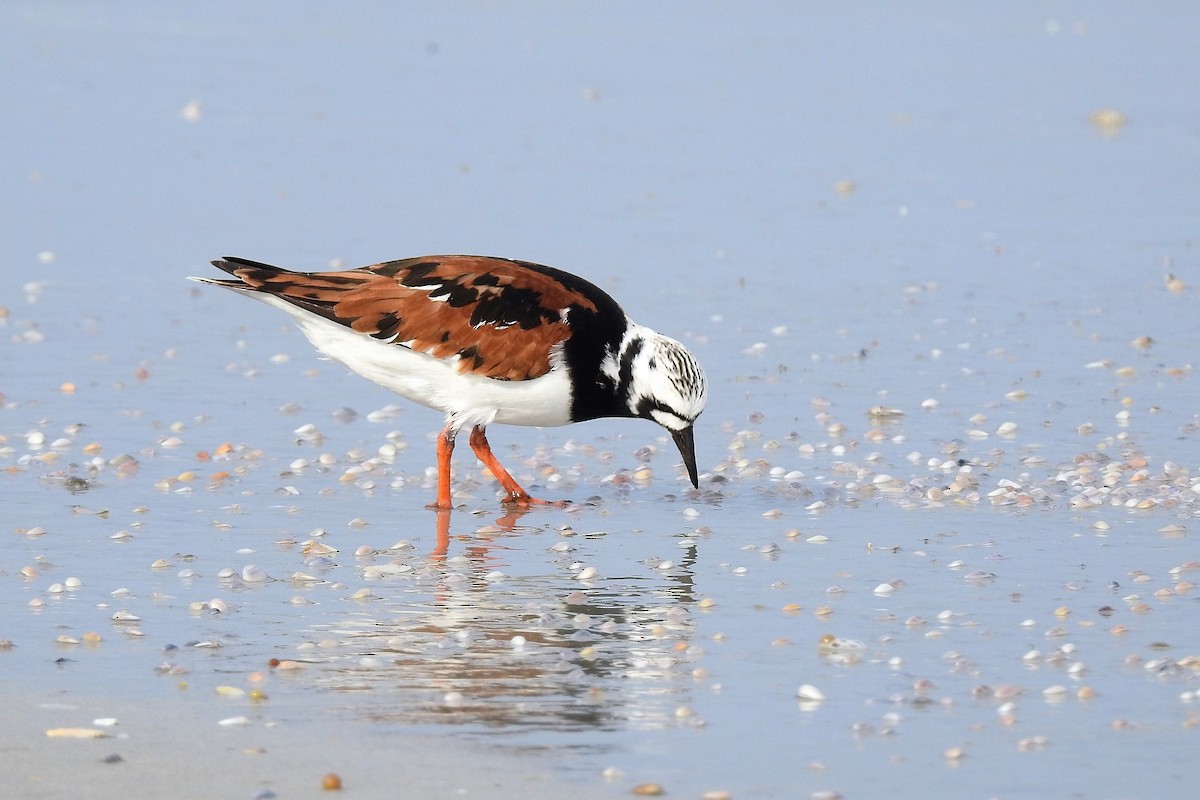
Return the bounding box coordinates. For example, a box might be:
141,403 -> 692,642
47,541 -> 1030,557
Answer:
622,329 -> 708,488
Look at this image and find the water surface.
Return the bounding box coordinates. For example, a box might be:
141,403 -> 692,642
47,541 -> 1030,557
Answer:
3,3 -> 1199,798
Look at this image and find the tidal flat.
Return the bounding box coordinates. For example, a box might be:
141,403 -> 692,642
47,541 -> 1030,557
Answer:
3,3 -> 1199,798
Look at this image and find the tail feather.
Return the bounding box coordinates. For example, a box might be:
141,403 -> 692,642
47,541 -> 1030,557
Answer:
191,256 -> 352,326
189,256 -> 293,289
211,256 -> 292,278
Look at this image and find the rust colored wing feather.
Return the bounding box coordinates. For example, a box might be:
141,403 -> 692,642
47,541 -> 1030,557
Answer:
213,255 -> 603,381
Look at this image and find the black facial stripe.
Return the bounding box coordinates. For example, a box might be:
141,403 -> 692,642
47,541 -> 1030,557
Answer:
635,396 -> 686,424
616,336 -> 643,398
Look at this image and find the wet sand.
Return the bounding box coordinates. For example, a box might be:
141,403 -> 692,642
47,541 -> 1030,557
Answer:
4,3 -> 1199,799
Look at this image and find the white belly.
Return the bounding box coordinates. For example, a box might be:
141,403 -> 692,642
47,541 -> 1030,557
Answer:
252,293 -> 574,430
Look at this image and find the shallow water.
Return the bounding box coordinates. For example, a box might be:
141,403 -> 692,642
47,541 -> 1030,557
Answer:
4,3 -> 1200,798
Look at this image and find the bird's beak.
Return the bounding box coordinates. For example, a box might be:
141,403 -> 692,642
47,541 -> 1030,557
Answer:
670,425 -> 699,488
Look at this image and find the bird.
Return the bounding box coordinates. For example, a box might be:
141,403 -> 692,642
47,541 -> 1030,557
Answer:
190,255 -> 708,509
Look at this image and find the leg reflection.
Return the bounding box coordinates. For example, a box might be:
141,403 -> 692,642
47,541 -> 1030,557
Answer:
429,508 -> 451,559
428,504 -> 547,559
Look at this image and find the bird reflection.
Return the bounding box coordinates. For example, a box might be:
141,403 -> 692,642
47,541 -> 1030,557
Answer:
310,505 -> 705,735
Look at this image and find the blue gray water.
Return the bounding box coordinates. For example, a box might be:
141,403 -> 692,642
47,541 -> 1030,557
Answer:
3,3 -> 1199,798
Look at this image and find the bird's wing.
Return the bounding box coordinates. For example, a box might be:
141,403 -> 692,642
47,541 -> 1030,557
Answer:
210,255 -> 602,381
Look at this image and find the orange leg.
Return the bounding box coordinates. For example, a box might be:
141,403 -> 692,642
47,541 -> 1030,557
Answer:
468,425 -> 566,507
426,424 -> 456,511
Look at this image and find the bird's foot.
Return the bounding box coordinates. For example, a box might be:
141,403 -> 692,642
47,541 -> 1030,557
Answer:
502,492 -> 570,508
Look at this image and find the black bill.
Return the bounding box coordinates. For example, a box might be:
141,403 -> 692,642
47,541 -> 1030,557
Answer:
670,425 -> 699,488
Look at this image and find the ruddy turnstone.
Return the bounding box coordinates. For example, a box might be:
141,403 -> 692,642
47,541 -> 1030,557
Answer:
191,255 -> 707,508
